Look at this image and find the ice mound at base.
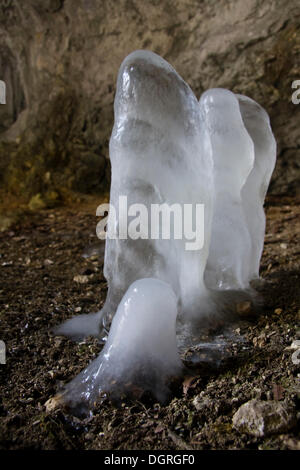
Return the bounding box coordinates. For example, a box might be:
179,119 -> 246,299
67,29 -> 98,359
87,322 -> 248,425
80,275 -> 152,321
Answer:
54,279 -> 182,413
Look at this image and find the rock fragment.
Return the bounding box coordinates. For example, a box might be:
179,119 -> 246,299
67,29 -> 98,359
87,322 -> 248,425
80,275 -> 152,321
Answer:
232,399 -> 296,437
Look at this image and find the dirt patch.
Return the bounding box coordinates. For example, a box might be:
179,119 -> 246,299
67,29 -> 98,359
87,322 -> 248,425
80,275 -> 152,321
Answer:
0,196 -> 299,450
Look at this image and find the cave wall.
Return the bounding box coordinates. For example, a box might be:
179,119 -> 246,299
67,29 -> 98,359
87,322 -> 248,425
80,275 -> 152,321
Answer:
0,0 -> 299,205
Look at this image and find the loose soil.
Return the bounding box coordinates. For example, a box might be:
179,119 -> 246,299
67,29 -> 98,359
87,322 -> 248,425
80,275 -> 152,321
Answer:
0,195 -> 299,450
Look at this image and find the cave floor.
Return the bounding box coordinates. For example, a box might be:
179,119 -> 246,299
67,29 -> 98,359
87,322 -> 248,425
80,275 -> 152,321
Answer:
0,195 -> 299,450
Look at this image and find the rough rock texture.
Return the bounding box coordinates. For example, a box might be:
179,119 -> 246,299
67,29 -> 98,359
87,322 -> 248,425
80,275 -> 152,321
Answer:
232,399 -> 296,437
0,0 -> 299,204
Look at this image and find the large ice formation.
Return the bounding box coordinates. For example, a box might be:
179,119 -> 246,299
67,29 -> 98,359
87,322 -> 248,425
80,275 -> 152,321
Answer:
103,50 -> 214,322
54,278 -> 182,413
55,49 -> 214,340
52,50 -> 276,410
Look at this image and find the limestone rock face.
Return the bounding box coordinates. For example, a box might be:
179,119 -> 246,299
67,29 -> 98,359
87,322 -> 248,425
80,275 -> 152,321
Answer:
0,0 -> 299,201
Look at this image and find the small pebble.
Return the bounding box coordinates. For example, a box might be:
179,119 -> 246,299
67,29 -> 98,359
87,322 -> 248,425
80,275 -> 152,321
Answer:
73,274 -> 89,284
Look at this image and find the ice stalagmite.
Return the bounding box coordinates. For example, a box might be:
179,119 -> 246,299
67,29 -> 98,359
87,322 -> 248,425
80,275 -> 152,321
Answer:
55,50 -> 214,341
202,89 -> 276,290
104,50 -> 213,322
51,51 -> 277,411
53,279 -> 182,414
202,89 -> 255,290
237,95 -> 277,281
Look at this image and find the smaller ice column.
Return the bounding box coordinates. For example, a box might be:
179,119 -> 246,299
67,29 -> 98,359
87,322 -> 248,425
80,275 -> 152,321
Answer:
56,278 -> 182,412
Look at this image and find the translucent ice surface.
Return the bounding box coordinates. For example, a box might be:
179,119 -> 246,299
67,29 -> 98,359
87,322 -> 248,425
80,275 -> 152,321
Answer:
203,89 -> 276,290
238,95 -> 276,281
202,88 -> 255,290
55,279 -> 182,413
104,50 -> 214,322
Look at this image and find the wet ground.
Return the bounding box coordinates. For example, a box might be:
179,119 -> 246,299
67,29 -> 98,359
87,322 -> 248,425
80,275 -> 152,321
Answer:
0,195 -> 299,450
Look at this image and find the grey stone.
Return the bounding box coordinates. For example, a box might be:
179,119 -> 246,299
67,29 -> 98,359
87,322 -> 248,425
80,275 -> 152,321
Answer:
232,399 -> 296,437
